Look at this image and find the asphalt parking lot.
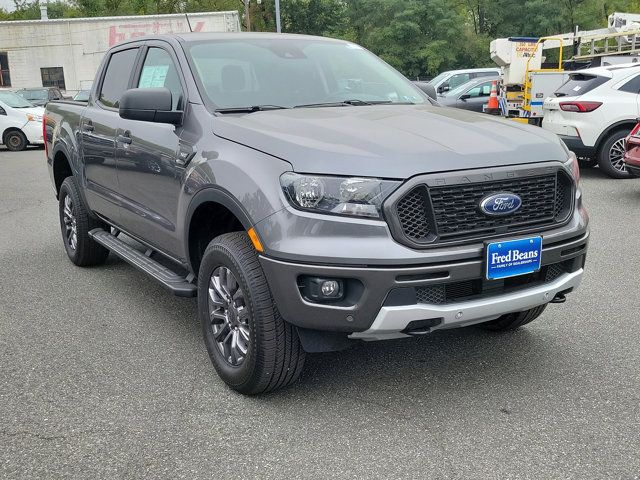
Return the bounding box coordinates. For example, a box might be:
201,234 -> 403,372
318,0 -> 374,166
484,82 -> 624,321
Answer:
1,148 -> 639,479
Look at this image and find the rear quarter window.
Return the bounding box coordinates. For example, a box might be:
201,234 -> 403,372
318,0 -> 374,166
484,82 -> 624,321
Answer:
554,74 -> 608,97
619,74 -> 640,94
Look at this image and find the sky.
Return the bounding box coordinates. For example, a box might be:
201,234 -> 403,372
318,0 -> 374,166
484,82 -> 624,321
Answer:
0,0 -> 15,12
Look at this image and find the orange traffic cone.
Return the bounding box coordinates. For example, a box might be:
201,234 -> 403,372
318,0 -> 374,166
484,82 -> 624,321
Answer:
486,80 -> 500,115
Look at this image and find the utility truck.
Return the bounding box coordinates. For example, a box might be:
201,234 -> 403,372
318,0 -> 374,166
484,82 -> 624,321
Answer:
490,12 -> 640,123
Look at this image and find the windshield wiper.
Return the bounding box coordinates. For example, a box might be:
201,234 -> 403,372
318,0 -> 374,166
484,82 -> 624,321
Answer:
294,99 -> 415,108
215,105 -> 290,114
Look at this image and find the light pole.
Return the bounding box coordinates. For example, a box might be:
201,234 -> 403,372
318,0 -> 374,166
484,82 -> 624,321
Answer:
275,0 -> 281,33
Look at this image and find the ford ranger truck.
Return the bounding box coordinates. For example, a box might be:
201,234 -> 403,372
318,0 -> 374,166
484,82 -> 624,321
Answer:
45,33 -> 589,394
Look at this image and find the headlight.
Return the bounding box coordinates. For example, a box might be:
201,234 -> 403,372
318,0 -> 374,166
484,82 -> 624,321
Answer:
280,172 -> 401,219
563,150 -> 580,184
26,113 -> 43,122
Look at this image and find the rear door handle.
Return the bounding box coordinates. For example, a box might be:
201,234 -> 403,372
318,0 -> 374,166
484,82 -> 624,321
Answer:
117,131 -> 132,145
81,121 -> 94,132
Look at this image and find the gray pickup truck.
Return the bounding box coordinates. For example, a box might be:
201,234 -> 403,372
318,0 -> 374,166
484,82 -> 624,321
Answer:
45,33 -> 589,394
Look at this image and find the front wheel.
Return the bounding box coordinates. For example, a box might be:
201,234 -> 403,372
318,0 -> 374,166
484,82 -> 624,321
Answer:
598,130 -> 631,179
198,232 -> 305,394
478,304 -> 547,331
4,130 -> 27,151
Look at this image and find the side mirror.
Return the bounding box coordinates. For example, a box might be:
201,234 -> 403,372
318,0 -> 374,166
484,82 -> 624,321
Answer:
0,106 -> 5,115
119,88 -> 182,125
459,94 -> 471,100
421,83 -> 437,101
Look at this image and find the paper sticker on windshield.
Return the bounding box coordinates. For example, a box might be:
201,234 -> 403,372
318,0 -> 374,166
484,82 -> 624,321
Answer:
139,65 -> 169,88
573,85 -> 581,92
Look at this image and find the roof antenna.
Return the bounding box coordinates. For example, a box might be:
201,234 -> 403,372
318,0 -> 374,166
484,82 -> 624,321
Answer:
185,13 -> 193,32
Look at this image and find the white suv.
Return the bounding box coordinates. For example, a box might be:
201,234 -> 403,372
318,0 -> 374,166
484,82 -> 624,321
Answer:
542,64 -> 640,178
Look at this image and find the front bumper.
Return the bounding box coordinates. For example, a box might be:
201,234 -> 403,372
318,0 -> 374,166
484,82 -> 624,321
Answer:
351,268 -> 582,340
259,229 -> 588,335
22,121 -> 44,145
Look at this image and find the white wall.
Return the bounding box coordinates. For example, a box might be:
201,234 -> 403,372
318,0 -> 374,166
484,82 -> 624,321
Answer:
0,11 -> 240,92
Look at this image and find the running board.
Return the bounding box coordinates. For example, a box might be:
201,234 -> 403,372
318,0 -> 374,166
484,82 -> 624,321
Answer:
89,228 -> 197,297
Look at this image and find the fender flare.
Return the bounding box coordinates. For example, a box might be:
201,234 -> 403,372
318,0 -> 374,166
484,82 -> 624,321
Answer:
184,186 -> 254,268
595,119 -> 637,152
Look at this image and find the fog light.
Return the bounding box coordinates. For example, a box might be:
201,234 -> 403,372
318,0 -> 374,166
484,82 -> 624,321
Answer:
300,276 -> 344,302
321,280 -> 339,297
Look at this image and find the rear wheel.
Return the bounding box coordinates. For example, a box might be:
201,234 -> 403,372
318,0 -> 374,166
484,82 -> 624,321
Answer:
58,177 -> 110,266
198,232 -> 305,394
478,304 -> 547,331
598,130 -> 630,178
4,130 -> 27,151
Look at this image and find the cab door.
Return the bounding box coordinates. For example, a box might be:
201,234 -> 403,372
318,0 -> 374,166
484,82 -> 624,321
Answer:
81,46 -> 141,223
114,42 -> 189,257
457,81 -> 493,112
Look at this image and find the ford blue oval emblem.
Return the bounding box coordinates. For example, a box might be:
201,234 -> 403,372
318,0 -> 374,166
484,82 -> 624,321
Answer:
479,192 -> 522,216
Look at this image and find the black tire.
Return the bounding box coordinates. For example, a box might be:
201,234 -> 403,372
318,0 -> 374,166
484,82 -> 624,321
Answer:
198,232 -> 305,394
577,157 -> 597,169
597,130 -> 631,179
478,304 -> 547,332
58,177 -> 110,267
4,130 -> 27,151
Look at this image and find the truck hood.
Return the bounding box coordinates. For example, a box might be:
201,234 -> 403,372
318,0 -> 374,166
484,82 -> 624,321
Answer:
213,104 -> 567,178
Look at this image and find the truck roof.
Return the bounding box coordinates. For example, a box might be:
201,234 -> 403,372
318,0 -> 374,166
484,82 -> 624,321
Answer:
173,31 -> 347,43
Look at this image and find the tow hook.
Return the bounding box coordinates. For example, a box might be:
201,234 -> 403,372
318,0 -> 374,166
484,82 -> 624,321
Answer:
550,292 -> 567,304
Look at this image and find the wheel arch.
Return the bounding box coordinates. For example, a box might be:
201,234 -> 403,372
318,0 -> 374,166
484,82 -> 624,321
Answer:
2,127 -> 25,143
594,120 -> 637,153
52,147 -> 74,197
185,187 -> 254,275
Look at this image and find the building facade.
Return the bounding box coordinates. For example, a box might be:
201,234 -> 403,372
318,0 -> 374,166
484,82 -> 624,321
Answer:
0,11 -> 240,92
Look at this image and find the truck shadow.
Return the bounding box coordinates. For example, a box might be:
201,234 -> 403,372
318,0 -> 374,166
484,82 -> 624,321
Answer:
92,251 -> 574,402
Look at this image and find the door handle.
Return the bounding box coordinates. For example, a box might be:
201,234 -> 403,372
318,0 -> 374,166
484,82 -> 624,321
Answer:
117,132 -> 132,145
81,121 -> 94,132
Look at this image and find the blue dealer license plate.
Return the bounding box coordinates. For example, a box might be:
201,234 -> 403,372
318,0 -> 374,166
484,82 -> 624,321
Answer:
486,236 -> 542,280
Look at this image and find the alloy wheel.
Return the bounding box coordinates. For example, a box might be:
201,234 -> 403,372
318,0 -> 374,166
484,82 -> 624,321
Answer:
609,138 -> 627,173
207,266 -> 250,366
62,194 -> 78,250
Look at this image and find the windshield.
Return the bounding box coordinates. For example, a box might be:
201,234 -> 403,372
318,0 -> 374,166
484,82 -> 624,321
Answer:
0,91 -> 34,108
186,38 -> 425,110
18,89 -> 47,101
554,74 -> 608,97
428,71 -> 450,86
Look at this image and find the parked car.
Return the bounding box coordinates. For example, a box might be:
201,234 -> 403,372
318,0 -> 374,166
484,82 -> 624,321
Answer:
438,76 -> 500,112
542,64 -> 640,178
45,33 -> 588,394
16,87 -> 69,106
0,90 -> 44,150
73,90 -> 91,102
623,121 -> 640,176
428,67 -> 501,94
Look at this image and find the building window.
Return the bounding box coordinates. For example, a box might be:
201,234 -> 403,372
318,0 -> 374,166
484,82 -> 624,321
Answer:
0,52 -> 10,87
41,67 -> 65,90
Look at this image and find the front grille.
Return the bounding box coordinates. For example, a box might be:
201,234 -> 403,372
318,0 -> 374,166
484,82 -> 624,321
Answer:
414,260 -> 574,305
391,170 -> 574,246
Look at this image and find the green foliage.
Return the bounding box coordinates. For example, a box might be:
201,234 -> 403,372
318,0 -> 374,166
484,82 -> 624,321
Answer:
1,0 -> 639,78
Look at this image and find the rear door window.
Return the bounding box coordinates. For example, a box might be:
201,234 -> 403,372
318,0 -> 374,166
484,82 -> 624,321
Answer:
619,74 -> 640,94
554,74 -> 608,97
